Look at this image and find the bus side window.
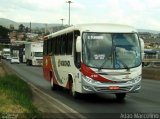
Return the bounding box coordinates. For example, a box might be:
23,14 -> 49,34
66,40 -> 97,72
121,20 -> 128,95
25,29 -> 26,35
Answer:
61,35 -> 66,55
43,40 -> 47,56
47,39 -> 50,55
57,36 -> 61,55
64,34 -> 68,54
66,32 -> 73,55
55,37 -> 59,55
48,39 -> 52,55
52,39 -> 55,55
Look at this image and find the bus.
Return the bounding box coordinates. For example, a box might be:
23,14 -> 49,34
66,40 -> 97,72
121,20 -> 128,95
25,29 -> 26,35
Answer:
43,23 -> 144,100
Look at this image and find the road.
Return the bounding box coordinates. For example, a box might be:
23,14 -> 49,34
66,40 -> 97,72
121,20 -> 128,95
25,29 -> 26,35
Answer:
3,60 -> 160,118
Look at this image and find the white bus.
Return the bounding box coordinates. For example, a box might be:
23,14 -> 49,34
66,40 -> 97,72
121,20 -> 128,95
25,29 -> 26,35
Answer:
43,23 -> 143,100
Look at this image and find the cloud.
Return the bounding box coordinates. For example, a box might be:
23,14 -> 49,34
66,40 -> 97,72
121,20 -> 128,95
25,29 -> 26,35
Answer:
143,17 -> 160,30
128,0 -> 146,11
23,0 -> 65,10
92,0 -> 160,30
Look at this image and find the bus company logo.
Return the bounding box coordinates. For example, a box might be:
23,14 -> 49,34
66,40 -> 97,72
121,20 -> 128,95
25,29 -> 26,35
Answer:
58,59 -> 71,67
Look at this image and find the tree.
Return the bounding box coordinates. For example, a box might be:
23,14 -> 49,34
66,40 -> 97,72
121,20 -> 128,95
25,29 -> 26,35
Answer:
10,24 -> 14,31
18,24 -> 25,32
0,25 -> 10,38
0,44 -> 4,50
25,27 -> 29,33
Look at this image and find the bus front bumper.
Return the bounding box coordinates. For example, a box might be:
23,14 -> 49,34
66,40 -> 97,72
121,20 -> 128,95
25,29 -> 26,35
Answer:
81,75 -> 141,94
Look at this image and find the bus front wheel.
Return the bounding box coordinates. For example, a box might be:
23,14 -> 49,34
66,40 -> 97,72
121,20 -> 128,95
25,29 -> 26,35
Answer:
69,79 -> 79,98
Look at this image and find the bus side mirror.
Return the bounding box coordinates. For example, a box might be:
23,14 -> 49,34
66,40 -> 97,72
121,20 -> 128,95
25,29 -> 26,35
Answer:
76,36 -> 82,53
140,38 -> 144,60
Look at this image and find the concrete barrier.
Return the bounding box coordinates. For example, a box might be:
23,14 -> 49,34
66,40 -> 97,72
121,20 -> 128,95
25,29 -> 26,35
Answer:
142,67 -> 160,80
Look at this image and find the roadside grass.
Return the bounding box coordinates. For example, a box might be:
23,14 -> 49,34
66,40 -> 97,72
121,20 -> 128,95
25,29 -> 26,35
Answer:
0,74 -> 41,118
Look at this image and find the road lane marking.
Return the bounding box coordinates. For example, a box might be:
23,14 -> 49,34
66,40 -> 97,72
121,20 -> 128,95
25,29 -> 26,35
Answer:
25,81 -> 87,119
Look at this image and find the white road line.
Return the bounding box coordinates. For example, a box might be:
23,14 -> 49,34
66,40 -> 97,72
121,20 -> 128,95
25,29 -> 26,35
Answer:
32,89 -> 77,119
29,82 -> 87,119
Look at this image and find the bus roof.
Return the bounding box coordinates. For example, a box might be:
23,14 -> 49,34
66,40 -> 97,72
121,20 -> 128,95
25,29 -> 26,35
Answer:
46,23 -> 137,39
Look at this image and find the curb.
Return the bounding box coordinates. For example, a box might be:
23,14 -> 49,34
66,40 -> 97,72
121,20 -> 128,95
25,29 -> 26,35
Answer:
142,67 -> 160,80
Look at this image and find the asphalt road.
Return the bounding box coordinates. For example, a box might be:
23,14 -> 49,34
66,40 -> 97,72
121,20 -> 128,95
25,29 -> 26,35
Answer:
3,60 -> 160,118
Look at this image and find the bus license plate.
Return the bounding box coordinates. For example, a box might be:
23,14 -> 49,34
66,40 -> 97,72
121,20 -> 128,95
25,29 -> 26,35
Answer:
108,86 -> 120,90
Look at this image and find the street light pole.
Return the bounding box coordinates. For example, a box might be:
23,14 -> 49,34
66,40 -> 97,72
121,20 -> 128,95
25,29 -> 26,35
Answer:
66,0 -> 72,26
60,18 -> 64,26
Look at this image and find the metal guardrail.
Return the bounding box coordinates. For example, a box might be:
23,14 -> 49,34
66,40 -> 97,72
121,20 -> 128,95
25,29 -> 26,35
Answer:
143,59 -> 160,62
143,55 -> 160,62
144,55 -> 157,59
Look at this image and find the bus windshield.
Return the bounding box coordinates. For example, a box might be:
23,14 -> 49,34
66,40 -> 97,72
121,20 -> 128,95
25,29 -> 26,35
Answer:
82,32 -> 141,69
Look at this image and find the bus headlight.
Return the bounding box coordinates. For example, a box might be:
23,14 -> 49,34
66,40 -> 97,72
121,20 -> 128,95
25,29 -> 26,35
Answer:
127,75 -> 141,84
82,75 -> 102,85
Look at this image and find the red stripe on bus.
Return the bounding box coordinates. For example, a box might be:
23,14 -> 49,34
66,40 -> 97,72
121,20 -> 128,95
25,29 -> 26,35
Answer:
43,56 -> 58,85
81,63 -> 114,83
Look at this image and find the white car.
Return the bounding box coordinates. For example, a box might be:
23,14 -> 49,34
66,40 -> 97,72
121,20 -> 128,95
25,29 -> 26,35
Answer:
6,55 -> 12,60
10,57 -> 20,64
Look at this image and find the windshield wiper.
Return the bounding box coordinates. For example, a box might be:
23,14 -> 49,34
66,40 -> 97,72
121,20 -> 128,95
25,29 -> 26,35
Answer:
98,57 -> 109,71
117,58 -> 130,70
98,48 -> 113,71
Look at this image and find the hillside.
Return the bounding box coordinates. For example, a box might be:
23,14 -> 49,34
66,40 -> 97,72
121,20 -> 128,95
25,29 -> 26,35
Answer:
0,18 -> 160,33
0,18 -> 60,29
0,18 -> 18,28
138,29 -> 160,34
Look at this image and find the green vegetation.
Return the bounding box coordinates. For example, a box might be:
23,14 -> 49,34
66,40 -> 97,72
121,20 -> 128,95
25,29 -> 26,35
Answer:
0,25 -> 10,38
0,74 -> 40,118
0,44 -> 4,50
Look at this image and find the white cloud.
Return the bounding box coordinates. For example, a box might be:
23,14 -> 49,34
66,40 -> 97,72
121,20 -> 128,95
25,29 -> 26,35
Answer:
72,2 -> 85,10
0,12 -> 5,18
146,0 -> 160,9
22,0 -> 65,10
128,0 -> 146,11
145,18 -> 160,30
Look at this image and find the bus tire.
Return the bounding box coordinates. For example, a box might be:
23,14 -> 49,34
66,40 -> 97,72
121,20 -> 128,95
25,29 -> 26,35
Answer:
115,93 -> 126,101
50,76 -> 57,90
30,60 -> 32,66
26,60 -> 29,66
69,78 -> 79,99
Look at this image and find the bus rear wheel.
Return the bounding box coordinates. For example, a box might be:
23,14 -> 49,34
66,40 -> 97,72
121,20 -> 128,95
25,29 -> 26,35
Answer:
115,93 -> 126,101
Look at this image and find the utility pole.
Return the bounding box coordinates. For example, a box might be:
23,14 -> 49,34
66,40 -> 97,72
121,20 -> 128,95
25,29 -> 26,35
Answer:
66,0 -> 72,26
30,22 -> 31,33
60,18 -> 64,26
45,24 -> 47,34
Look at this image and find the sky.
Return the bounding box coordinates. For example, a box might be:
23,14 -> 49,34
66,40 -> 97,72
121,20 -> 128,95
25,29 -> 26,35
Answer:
0,0 -> 160,30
